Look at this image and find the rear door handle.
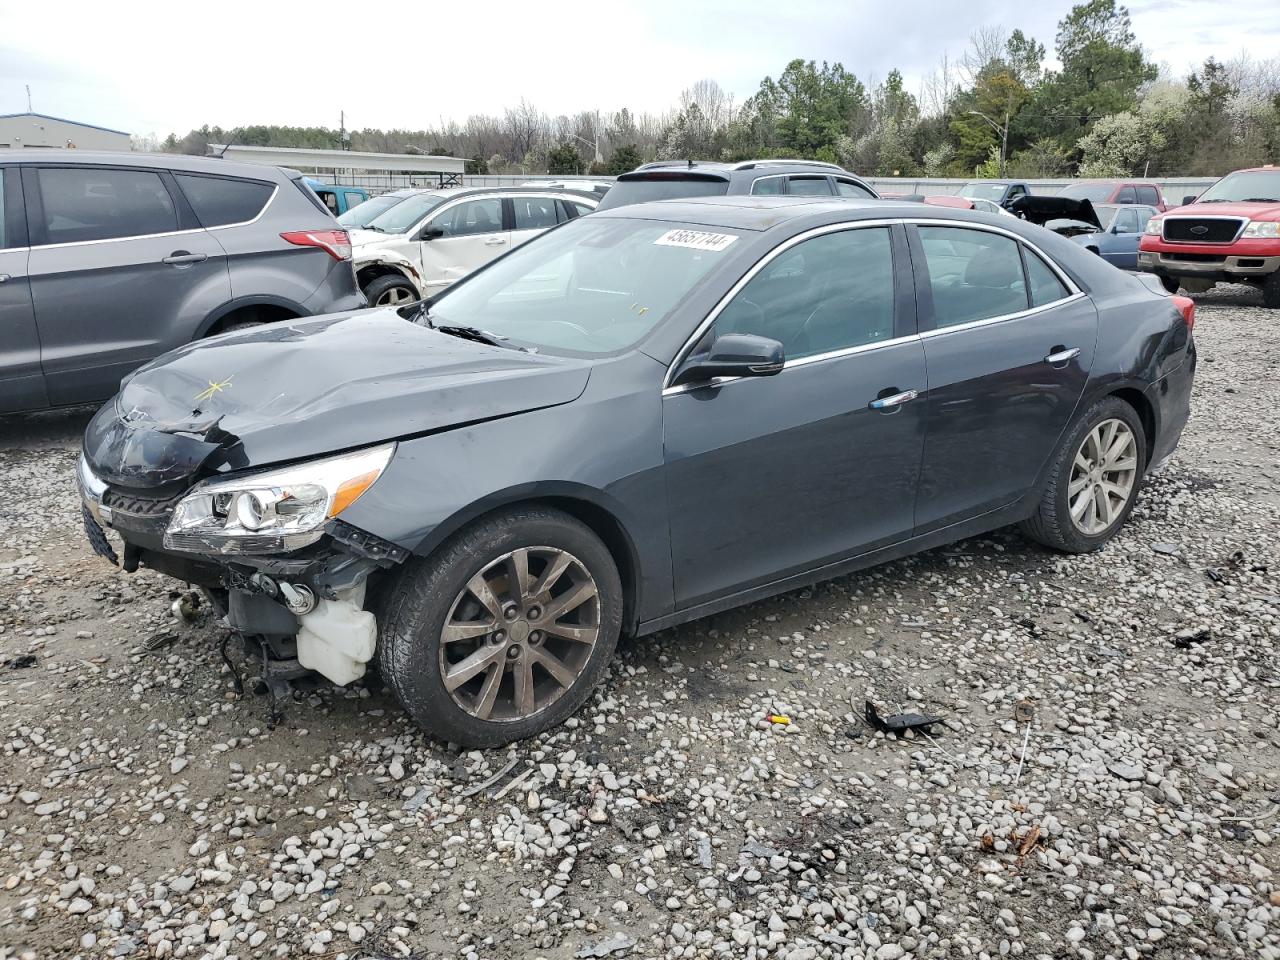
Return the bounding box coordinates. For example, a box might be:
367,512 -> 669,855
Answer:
869,389 -> 918,411
1044,347 -> 1081,365
162,252 -> 208,265
484,236 -> 507,246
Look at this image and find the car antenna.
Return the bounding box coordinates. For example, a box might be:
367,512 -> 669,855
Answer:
216,129 -> 242,158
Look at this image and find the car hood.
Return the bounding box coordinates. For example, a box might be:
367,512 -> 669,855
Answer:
1165,201 -> 1280,220
84,310 -> 592,490
1009,195 -> 1101,228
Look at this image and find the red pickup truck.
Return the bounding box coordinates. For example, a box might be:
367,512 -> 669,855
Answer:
1137,166 -> 1280,307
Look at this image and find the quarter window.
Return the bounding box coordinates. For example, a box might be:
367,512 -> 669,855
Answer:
433,198 -> 503,237
37,166 -> 177,244
512,195 -> 559,230
1024,249 -> 1070,307
713,227 -> 896,360
175,174 -> 273,227
918,226 -> 1028,327
836,179 -> 875,198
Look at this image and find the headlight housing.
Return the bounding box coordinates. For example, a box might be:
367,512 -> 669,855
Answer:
1144,217 -> 1163,235
1242,220 -> 1280,239
164,444 -> 395,555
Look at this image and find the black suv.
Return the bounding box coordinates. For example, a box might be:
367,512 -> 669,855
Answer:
594,159 -> 879,211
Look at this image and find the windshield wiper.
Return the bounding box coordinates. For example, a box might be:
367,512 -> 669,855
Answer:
1241,197 -> 1280,203
436,324 -> 529,352
360,224 -> 384,232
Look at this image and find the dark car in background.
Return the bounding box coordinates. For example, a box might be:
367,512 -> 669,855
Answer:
78,195 -> 1196,747
958,180 -> 1032,208
595,159 -> 878,210
0,151 -> 363,413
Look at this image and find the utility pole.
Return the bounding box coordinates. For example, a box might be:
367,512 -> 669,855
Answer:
26,85 -> 32,112
968,109 -> 1010,178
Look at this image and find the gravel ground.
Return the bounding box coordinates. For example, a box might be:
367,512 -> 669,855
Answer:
1,288 -> 1278,960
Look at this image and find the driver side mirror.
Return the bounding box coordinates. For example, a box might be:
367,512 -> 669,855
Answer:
418,224 -> 445,241
670,333 -> 785,388
1182,194 -> 1198,206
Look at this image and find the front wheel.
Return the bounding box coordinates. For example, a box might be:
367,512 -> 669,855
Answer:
1021,397 -> 1147,553
376,506 -> 622,747
364,273 -> 419,308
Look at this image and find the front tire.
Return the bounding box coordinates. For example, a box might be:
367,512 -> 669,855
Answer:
1021,397 -> 1147,553
376,506 -> 622,747
364,274 -> 419,308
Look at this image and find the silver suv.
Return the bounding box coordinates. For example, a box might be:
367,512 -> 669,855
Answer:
0,151 -> 364,412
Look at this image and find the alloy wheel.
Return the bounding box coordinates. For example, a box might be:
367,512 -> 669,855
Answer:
438,547 -> 600,722
375,286 -> 415,307
1068,418 -> 1138,535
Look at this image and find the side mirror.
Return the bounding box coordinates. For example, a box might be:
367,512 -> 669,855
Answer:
1110,222 -> 1123,234
1182,194 -> 1198,206
670,333 -> 785,388
418,224 -> 445,241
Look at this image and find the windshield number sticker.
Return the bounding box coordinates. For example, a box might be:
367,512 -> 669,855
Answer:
654,229 -> 738,252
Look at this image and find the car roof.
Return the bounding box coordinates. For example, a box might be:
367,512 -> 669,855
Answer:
0,149 -> 290,180
592,194 -> 918,230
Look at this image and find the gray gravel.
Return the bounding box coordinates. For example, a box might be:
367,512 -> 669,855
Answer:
1,289 -> 1278,959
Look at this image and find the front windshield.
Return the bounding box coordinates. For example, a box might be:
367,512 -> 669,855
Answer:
366,193 -> 449,233
337,194 -> 403,227
959,183 -> 1007,201
430,218 -> 739,356
1058,183 -> 1114,203
1197,170 -> 1280,203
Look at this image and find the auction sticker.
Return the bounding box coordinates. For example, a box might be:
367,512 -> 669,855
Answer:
654,229 -> 738,252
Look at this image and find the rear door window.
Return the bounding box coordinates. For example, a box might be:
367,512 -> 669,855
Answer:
175,174 -> 274,227
787,176 -> 833,196
512,195 -> 560,230
917,226 -> 1029,328
36,166 -> 177,244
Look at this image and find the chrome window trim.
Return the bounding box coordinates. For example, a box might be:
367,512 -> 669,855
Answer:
1159,214 -> 1247,244
663,215 -> 1085,391
662,218 -> 902,390
663,332 -> 921,397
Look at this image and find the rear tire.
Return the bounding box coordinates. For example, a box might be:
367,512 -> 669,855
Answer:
1020,396 -> 1147,554
364,274 -> 419,308
1159,275 -> 1180,294
376,506 -> 622,747
1263,272 -> 1280,309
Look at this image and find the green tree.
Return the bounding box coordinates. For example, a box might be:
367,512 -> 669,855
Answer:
744,59 -> 867,157
1076,111 -> 1167,175
465,155 -> 489,175
607,144 -> 642,175
547,142 -> 584,174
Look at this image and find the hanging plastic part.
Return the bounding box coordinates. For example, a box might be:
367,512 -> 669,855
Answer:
295,581 -> 376,686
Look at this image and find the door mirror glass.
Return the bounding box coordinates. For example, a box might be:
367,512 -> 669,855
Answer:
1182,194 -> 1198,206
671,334 -> 784,387
419,224 -> 445,241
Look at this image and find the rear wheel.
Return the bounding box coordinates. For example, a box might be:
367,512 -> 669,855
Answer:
376,506 -> 622,747
1159,275 -> 1180,294
1021,396 -> 1147,553
364,273 -> 419,308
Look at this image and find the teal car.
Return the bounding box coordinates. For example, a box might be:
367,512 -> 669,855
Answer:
305,179 -> 369,217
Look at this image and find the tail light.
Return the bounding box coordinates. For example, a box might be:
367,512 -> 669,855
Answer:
280,229 -> 352,262
1171,294 -> 1195,331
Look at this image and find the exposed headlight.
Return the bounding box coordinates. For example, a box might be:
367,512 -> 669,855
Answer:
1144,217 -> 1163,235
1241,220 -> 1280,238
164,444 -> 395,555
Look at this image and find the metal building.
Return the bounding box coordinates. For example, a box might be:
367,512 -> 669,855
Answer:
208,144 -> 467,194
0,112 -> 132,150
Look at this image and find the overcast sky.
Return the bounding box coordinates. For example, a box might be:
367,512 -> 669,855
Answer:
1,0 -> 1276,138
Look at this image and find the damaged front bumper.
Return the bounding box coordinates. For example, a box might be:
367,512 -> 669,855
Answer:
78,452 -> 407,687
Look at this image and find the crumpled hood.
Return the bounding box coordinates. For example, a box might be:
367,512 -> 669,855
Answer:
85,310 -> 591,489
1009,195 -> 1101,229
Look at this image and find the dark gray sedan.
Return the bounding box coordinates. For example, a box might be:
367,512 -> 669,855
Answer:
78,197 -> 1196,746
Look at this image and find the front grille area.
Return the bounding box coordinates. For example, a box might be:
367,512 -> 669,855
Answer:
103,488 -> 184,518
1163,218 -> 1243,243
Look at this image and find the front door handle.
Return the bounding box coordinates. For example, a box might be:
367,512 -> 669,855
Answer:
1045,347 -> 1081,365
483,236 -> 507,246
869,388 -> 919,411
162,252 -> 208,265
